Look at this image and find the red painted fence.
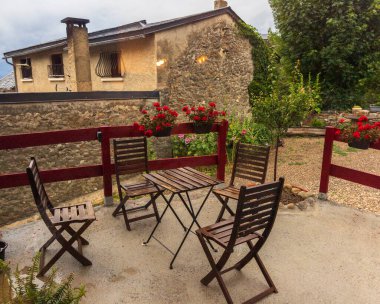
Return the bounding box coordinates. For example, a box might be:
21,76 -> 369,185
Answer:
0,121 -> 228,205
319,126 -> 380,197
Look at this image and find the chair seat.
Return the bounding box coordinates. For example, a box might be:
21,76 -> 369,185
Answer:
213,186 -> 240,200
198,217 -> 262,248
51,202 -> 96,225
121,181 -> 161,197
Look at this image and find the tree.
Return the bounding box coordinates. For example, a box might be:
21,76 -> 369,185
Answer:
269,0 -> 380,108
251,59 -> 321,180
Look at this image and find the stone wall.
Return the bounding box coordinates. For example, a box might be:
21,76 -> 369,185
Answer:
0,99 -> 154,226
157,18 -> 253,114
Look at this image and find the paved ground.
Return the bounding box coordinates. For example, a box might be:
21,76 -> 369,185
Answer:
2,193 -> 380,304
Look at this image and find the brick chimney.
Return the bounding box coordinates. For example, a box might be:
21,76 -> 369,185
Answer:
61,17 -> 92,92
214,0 -> 228,9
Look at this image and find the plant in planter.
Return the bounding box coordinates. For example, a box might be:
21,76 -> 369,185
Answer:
0,254 -> 85,303
134,102 -> 178,137
335,116 -> 380,149
182,102 -> 226,134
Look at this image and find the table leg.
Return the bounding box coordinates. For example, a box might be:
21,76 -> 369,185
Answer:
169,186 -> 215,269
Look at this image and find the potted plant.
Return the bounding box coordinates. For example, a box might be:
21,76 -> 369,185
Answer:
335,116 -> 380,149
182,102 -> 226,134
134,102 -> 178,137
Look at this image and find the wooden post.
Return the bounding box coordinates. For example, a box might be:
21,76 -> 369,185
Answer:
100,127 -> 113,206
318,126 -> 335,199
217,120 -> 228,181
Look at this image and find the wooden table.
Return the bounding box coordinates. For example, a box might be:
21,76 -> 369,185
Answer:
142,167 -> 222,268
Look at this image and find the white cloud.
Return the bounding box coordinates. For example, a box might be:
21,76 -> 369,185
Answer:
0,0 -> 274,76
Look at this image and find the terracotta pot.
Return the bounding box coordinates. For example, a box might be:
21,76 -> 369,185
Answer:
154,127 -> 172,137
348,139 -> 370,150
193,123 -> 212,134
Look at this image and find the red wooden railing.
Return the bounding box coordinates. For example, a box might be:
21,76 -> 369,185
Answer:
319,126 -> 380,198
0,121 -> 228,205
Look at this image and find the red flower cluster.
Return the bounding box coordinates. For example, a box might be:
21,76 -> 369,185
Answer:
182,101 -> 226,125
336,116 -> 380,144
134,102 -> 178,137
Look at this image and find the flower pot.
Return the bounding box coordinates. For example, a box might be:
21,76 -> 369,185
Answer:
154,127 -> 172,137
0,241 -> 8,260
193,123 -> 213,134
348,139 -> 370,150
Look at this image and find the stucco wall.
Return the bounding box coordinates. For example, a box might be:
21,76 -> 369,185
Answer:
14,48 -> 69,93
90,35 -> 157,91
155,14 -> 253,112
0,99 -> 154,226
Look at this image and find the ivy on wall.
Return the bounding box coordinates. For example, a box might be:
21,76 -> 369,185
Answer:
238,22 -> 271,104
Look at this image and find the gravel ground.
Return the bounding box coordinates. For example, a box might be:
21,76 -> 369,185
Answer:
266,137 -> 380,214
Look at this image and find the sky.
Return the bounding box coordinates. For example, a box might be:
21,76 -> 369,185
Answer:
0,0 -> 274,77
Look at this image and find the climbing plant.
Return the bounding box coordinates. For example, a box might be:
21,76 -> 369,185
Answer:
238,21 -> 271,103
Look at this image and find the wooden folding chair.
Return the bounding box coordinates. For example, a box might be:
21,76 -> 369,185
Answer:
213,142 -> 270,222
197,178 -> 284,304
112,138 -> 161,231
26,157 -> 96,277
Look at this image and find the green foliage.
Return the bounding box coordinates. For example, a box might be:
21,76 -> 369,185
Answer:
310,117 -> 326,128
0,254 -> 85,304
251,61 -> 322,140
238,21 -> 272,101
172,133 -> 217,157
269,0 -> 380,108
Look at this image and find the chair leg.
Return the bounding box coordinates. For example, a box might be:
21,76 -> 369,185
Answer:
38,221 -> 93,277
121,202 -> 132,231
64,226 -> 89,245
112,194 -> 128,217
254,254 -> 278,293
150,193 -> 160,223
214,193 -> 235,223
197,232 -> 233,304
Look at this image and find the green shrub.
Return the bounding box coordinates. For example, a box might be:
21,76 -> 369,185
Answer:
0,254 -> 85,304
172,133 -> 217,157
310,117 -> 326,128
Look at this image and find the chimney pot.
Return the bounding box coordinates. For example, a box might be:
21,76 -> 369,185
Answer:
214,0 -> 228,10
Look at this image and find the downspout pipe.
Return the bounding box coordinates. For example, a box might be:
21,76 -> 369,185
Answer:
4,57 -> 18,92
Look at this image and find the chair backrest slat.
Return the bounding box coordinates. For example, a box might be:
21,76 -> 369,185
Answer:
228,178 -> 284,248
26,158 -> 53,217
231,142 -> 270,185
113,138 -> 148,176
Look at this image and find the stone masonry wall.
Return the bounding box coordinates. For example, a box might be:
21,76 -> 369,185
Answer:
0,99 -> 153,226
158,20 -> 253,114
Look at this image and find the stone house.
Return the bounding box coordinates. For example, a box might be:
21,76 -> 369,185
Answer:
3,1 -> 254,109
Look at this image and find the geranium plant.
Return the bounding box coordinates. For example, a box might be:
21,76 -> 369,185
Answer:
335,116 -> 380,149
134,102 -> 178,137
182,102 -> 226,133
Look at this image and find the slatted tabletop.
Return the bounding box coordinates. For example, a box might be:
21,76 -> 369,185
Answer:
143,167 -> 221,193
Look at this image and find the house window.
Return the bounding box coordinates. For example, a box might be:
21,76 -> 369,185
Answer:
48,54 -> 64,77
95,52 -> 121,78
20,58 -> 32,79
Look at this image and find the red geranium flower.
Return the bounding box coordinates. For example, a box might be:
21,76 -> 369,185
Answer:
364,134 -> 370,140
241,129 -> 247,135
182,106 -> 189,112
358,115 -> 368,122
156,125 -> 162,131
191,107 -> 196,111
133,122 -> 140,129
353,131 -> 361,139
220,111 -> 226,116
335,129 -> 341,136
198,106 -> 205,112
339,118 -> 345,123
202,116 -> 208,121
186,110 -> 191,115
193,116 -> 200,121
156,107 -> 162,111
153,102 -> 160,107
209,102 -> 216,108
165,122 -> 172,127
141,109 -> 148,115
163,105 -> 169,111
170,111 -> 178,117
139,125 -> 145,132
145,130 -> 153,137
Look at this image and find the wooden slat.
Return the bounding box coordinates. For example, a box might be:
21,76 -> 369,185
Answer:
241,202 -> 275,216
235,173 -> 262,182
114,143 -> 145,149
78,205 -> 86,218
53,208 -> 61,223
235,168 -> 264,179
177,167 -> 217,185
158,171 -> 196,190
114,137 -> 146,144
85,202 -> 95,218
240,210 -> 272,225
166,169 -> 207,187
61,207 -> 69,221
70,206 -> 78,220
183,167 -> 220,184
154,172 -> 189,191
239,222 -> 269,236
143,173 -> 181,192
244,182 -> 279,194
243,188 -> 278,202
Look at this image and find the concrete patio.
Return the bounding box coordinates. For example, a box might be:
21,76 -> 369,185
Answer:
2,193 -> 380,304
